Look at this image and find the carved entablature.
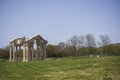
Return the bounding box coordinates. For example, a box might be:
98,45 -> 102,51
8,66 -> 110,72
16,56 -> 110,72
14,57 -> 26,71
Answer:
11,37 -> 25,46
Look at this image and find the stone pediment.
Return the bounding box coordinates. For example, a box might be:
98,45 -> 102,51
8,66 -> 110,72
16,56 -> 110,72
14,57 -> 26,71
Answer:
10,35 -> 48,45
25,35 -> 48,44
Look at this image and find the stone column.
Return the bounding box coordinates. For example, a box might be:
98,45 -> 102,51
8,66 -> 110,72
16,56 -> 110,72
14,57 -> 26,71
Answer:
19,46 -> 21,57
26,44 -> 29,62
9,45 -> 12,61
40,45 -> 43,60
36,45 -> 39,60
37,45 -> 40,60
16,46 -> 18,61
12,44 -> 15,62
23,44 -> 26,62
32,46 -> 34,60
28,46 -> 32,61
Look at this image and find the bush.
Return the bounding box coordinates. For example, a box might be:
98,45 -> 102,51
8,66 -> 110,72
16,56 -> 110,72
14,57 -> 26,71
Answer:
0,49 -> 9,59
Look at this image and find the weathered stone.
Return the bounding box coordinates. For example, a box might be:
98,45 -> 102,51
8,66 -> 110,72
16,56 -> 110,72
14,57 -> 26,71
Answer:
9,35 -> 48,62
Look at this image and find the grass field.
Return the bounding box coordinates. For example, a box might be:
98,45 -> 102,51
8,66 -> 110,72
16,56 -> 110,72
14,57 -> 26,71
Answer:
0,56 -> 120,80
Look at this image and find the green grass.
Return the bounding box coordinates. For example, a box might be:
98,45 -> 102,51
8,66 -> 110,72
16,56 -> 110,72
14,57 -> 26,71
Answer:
0,56 -> 120,80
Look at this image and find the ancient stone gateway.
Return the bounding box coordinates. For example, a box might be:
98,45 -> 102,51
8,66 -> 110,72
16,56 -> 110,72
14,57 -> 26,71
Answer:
9,35 -> 48,62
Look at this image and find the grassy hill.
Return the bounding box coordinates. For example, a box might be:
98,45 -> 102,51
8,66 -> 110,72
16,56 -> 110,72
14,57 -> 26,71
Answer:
0,56 -> 120,80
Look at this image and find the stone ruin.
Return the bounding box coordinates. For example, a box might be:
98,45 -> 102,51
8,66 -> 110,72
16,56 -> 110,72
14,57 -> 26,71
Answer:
9,35 -> 48,62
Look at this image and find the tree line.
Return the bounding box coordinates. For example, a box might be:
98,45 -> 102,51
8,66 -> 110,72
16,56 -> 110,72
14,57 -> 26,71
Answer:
46,34 -> 120,57
0,46 -> 9,59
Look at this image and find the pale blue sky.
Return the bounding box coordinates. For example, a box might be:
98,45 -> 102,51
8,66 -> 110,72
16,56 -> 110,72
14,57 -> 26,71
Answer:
0,0 -> 120,48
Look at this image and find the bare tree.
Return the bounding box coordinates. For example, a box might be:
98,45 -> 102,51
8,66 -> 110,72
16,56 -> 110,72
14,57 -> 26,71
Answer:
58,42 -> 65,51
86,34 -> 96,47
66,35 -> 86,48
85,34 -> 96,55
70,36 -> 78,47
65,39 -> 71,47
77,35 -> 86,48
69,36 -> 78,56
98,35 -> 111,47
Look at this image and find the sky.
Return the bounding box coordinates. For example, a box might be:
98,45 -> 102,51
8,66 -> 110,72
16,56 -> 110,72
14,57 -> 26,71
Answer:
0,0 -> 120,48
